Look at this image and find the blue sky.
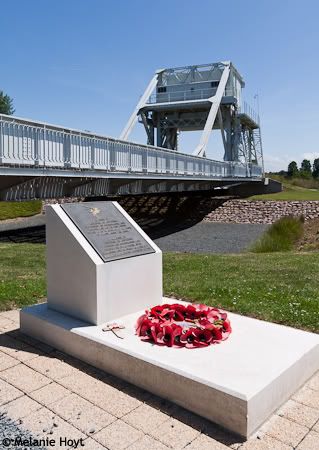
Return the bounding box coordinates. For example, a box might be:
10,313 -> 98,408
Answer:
1,0 -> 318,171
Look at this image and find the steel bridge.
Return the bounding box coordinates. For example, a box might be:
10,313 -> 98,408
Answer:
0,61 -> 275,201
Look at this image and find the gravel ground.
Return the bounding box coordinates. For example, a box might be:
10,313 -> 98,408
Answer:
0,413 -> 45,450
154,222 -> 269,253
0,215 -> 268,253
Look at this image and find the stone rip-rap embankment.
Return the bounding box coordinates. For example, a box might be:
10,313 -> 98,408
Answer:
204,200 -> 319,224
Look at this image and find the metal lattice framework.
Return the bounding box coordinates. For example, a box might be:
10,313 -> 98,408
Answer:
121,61 -> 264,175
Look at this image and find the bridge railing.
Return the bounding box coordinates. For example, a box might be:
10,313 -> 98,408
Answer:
0,114 -> 262,179
147,86 -> 235,104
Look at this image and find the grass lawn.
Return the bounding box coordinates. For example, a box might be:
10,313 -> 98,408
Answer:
0,243 -> 46,310
163,253 -> 319,333
0,243 -> 318,333
249,184 -> 319,201
0,201 -> 42,220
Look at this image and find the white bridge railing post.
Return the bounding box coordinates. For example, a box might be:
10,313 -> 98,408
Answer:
0,114 -> 263,181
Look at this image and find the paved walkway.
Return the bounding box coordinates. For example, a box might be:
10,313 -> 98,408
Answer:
0,310 -> 318,450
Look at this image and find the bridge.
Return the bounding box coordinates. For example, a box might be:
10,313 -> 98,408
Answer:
0,61 -> 278,201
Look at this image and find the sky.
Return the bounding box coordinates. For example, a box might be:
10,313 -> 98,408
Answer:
1,0 -> 318,172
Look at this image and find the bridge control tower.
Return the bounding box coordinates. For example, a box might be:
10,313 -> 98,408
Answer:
121,61 -> 264,175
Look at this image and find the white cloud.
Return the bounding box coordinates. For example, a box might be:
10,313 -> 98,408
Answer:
263,152 -> 319,172
263,154 -> 291,172
302,152 -> 319,162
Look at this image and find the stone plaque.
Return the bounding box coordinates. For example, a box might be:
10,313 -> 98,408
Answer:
61,202 -> 155,263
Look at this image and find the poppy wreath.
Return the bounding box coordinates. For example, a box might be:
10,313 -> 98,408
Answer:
135,303 -> 232,349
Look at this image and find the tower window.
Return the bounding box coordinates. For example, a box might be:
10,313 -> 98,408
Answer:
157,87 -> 167,93
211,81 -> 219,88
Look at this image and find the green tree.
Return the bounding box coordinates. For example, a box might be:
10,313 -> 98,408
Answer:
0,91 -> 15,115
287,161 -> 299,177
312,158 -> 319,179
300,159 -> 312,178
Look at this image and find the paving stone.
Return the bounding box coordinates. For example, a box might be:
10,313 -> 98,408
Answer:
145,394 -> 176,416
51,350 -> 88,372
0,379 -> 23,405
0,320 -> 18,333
15,332 -> 55,353
0,334 -> 27,354
150,418 -> 200,449
173,412 -> 242,449
21,406 -> 86,444
60,373 -> 141,417
25,354 -> 77,380
93,386 -> 141,418
122,403 -> 170,434
94,419 -> 143,450
0,364 -> 51,393
169,404 -> 207,431
50,393 -> 116,434
239,434 -> 293,449
296,430 -> 319,450
277,399 -> 319,428
127,435 -> 170,449
266,415 -> 308,447
306,372 -> 319,392
293,387 -> 319,410
30,381 -> 71,406
12,346 -> 42,362
169,404 -> 241,448
81,437 -> 108,449
0,309 -> 20,323
0,351 -> 20,371
182,433 -> 229,449
0,316 -> 13,329
108,377 -> 151,403
57,371 -> 99,395
0,395 -> 42,420
0,334 -> 41,361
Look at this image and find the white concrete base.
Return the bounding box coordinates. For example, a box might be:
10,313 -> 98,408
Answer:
20,300 -> 319,438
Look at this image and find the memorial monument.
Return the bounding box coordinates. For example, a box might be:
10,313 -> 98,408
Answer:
45,201 -> 161,324
20,201 -> 319,438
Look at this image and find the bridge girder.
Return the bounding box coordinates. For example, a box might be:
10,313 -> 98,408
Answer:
0,172 -> 272,201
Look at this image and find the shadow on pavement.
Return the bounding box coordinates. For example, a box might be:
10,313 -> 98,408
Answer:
0,194 -> 230,244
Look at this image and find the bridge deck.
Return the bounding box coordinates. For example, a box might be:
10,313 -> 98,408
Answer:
0,114 -> 264,200
0,114 -> 262,179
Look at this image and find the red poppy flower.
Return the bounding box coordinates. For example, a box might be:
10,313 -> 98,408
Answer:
159,308 -> 176,321
193,329 -> 214,347
185,305 -> 200,321
210,325 -> 223,341
179,327 -> 197,348
136,302 -> 231,348
135,313 -> 148,336
194,304 -> 211,318
150,322 -> 163,343
155,323 -> 181,347
168,304 -> 186,321
171,324 -> 184,347
221,318 -> 232,340
150,305 -> 165,318
139,319 -> 154,341
206,308 -> 222,320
